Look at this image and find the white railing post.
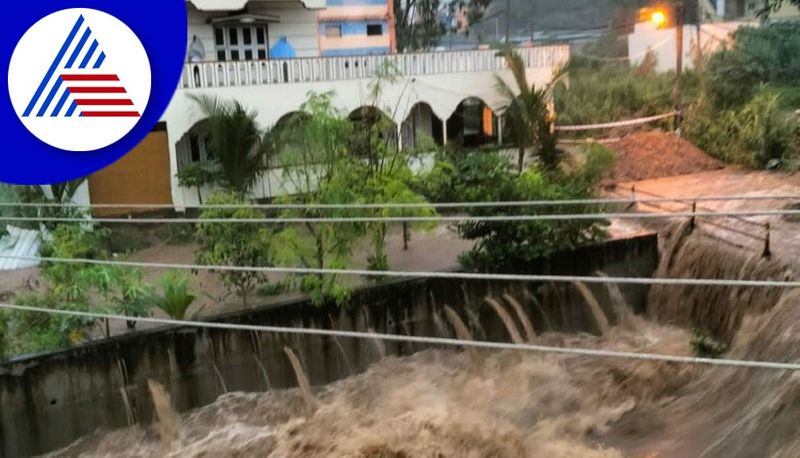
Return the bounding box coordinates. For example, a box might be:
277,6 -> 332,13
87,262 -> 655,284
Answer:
177,45 -> 567,89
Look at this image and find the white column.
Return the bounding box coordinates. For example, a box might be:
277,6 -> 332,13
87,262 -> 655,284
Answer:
397,124 -> 403,151
497,115 -> 504,146
442,120 -> 448,146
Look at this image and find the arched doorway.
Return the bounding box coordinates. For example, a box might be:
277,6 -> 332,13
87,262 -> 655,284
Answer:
446,97 -> 498,148
348,106 -> 398,157
401,102 -> 444,151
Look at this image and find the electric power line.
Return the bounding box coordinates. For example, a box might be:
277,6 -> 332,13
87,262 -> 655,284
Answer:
1,301 -> 799,371
0,208 -> 796,225
3,255 -> 798,289
0,194 -> 797,211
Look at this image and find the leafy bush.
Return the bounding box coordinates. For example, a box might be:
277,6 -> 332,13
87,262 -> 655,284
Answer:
684,90 -> 796,168
416,151 -> 517,203
554,63 -> 678,126
421,150 -> 611,272
728,23 -> 800,87
152,271 -> 196,320
176,161 -> 218,204
39,225 -> 111,301
3,294 -> 93,357
195,192 -> 273,307
704,49 -> 763,109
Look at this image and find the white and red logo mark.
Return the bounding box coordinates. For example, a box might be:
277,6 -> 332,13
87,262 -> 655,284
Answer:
8,8 -> 151,151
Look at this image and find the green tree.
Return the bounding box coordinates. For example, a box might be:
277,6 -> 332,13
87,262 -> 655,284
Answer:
757,0 -> 800,18
195,192 -> 273,307
176,161 -> 218,205
355,64 -> 437,269
451,148 -> 612,272
272,93 -> 366,305
495,48 -> 563,173
189,94 -> 275,195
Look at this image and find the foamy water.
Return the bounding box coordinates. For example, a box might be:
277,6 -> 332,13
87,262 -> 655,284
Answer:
49,224 -> 800,457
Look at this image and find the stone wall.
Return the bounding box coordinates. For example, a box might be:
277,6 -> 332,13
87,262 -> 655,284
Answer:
0,234 -> 657,457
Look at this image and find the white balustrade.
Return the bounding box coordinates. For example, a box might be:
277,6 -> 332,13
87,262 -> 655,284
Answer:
181,45 -> 570,89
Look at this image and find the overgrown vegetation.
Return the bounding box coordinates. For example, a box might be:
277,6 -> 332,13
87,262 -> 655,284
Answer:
152,271 -> 197,320
555,22 -> 799,169
195,192 -> 273,307
418,147 -> 613,272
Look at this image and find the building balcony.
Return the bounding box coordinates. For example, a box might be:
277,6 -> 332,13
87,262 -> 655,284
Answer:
180,45 -> 570,89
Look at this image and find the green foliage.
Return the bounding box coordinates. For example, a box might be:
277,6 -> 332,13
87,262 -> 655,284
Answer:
115,268 -> 153,324
40,225 -> 111,301
416,151 -> 516,203
690,328 -> 728,358
271,93 -> 366,305
176,161 -> 219,204
189,94 -> 274,194
704,49 -> 763,109
495,48 -> 562,172
0,184 -> 18,238
685,89 -> 796,168
0,311 -> 7,361
256,281 -> 290,297
3,294 -> 93,357
449,151 -> 611,272
727,23 -> 800,87
554,62 -> 677,126
195,192 -> 273,307
14,180 -> 87,231
152,271 -> 196,320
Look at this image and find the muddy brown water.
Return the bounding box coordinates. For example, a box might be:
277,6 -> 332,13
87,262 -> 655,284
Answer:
47,224 -> 800,457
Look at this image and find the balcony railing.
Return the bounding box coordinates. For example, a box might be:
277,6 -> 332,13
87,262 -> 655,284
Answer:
180,45 -> 570,89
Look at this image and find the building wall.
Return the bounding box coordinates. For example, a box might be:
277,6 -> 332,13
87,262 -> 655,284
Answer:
164,65 -> 556,208
627,21 -> 752,73
318,0 -> 393,56
87,127 -> 173,216
186,4 -> 321,60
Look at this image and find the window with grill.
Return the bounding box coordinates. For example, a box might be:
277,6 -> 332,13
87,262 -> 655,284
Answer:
214,25 -> 269,61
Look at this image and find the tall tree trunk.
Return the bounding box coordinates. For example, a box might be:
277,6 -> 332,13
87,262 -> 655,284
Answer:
517,146 -> 525,174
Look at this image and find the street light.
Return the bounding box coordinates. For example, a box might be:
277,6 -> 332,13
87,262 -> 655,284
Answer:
650,9 -> 668,28
639,3 -> 684,135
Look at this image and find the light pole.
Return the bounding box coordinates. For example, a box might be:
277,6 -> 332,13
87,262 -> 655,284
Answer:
673,1 -> 684,135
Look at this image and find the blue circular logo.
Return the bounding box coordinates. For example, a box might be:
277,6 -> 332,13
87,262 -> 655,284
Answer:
2,1 -> 186,185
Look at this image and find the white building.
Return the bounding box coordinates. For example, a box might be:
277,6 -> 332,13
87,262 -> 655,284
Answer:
86,0 -> 569,214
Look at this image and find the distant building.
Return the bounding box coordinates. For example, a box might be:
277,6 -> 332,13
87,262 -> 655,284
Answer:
318,0 -> 396,56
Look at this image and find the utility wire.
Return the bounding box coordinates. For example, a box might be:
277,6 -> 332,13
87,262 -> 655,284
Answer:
0,209 -> 796,224
1,194 -> 799,210
3,255 -> 799,289
1,301 -> 798,371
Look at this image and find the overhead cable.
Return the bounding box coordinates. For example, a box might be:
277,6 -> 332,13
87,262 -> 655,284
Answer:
1,301 -> 799,371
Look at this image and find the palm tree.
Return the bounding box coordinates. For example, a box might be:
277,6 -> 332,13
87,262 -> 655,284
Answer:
189,94 -> 276,195
494,48 -> 563,173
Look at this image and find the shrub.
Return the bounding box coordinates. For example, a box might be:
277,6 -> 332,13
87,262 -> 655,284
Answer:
3,294 -> 93,356
434,149 -> 612,272
684,90 -> 796,168
152,271 -> 196,320
554,63 -> 677,127
195,192 -> 273,307
416,151 -> 516,203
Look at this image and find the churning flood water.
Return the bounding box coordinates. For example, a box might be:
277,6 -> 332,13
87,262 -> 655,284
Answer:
49,223 -> 800,457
